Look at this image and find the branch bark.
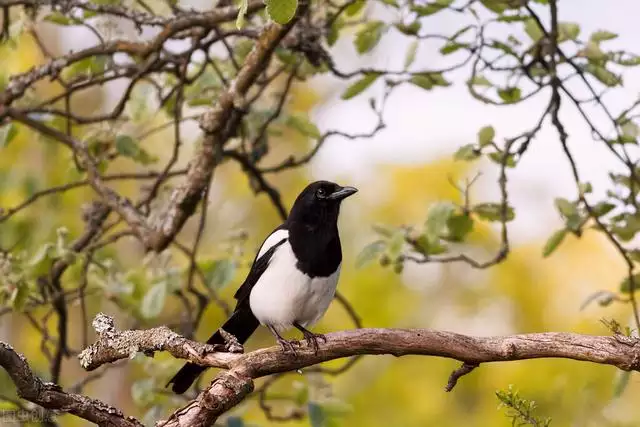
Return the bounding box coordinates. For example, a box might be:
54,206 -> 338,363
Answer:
0,342 -> 143,427
77,314 -> 640,426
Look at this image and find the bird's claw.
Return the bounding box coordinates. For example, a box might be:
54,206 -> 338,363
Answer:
277,337 -> 298,355
302,330 -> 326,353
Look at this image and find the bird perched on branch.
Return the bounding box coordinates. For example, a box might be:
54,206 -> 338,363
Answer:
167,180 -> 358,394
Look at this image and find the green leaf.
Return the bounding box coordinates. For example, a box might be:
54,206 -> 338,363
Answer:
584,64 -> 621,87
524,18 -> 544,41
488,151 -> 516,167
345,0 -> 366,16
44,12 -> 74,25
426,202 -> 457,239
469,75 -> 492,87
497,87 -> 522,103
141,282 -> 167,319
236,0 -> 248,29
286,114 -> 321,139
341,73 -> 380,100
446,214 -> 474,242
202,259 -> 236,290
404,40 -> 419,70
590,30 -> 618,43
115,135 -> 140,158
440,42 -> 467,55
387,230 -> 405,259
356,240 -> 386,268
558,22 -> 580,42
620,273 -> 640,293
411,0 -> 453,16
265,0 -> 298,24
395,22 -> 421,36
355,21 -> 385,54
554,197 -> 578,218
542,229 -> 567,257
453,144 -> 480,161
477,125 -> 495,147
592,201 -> 615,217
0,123 -> 19,148
473,203 -> 515,222
409,73 -> 450,90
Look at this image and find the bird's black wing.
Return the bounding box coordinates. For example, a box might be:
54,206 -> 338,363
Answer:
233,225 -> 288,307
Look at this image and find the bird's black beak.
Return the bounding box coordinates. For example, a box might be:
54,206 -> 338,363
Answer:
328,186 -> 358,201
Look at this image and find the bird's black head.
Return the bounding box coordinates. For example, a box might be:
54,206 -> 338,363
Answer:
287,180 -> 358,228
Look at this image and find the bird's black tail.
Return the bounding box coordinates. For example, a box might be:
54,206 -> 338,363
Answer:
167,308 -> 260,394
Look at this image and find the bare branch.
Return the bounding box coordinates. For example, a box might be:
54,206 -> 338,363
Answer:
0,342 -> 143,427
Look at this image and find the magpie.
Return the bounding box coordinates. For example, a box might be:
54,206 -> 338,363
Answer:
167,180 -> 358,394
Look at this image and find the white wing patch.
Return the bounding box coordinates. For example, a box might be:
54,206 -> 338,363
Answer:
257,229 -> 289,259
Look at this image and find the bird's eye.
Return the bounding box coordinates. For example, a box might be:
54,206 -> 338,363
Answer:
316,188 -> 326,198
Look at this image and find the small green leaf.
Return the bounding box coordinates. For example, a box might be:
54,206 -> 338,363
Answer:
265,0 -> 298,24
345,0 -> 366,16
488,151 -> 516,167
411,0 -> 453,16
524,18 -> 544,41
453,144 -> 480,161
590,30 -> 618,43
286,114 -> 321,139
395,22 -> 421,36
341,73 -> 380,100
409,72 -> 450,90
115,135 -> 140,158
387,230 -> 405,259
0,123 -> 19,148
404,40 -> 419,70
446,214 -> 474,242
202,259 -> 236,290
426,202 -> 457,239
473,203 -> 515,222
542,229 -> 567,257
497,87 -> 522,103
477,125 -> 495,147
141,282 -> 167,319
469,75 -> 492,87
356,240 -> 386,268
44,12 -> 74,25
355,21 -> 385,54
440,42 -> 466,55
236,0 -> 248,29
592,201 -> 615,217
585,64 -> 621,87
619,273 -> 640,293
558,22 -> 580,42
554,197 -> 578,218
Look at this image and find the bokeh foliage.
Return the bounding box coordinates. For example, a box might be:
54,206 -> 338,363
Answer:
2,0 -> 640,426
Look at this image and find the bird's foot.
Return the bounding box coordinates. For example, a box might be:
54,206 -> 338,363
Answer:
301,330 -> 326,353
219,329 -> 244,353
276,337 -> 298,355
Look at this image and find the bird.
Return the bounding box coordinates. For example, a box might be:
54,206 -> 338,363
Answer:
166,180 -> 358,394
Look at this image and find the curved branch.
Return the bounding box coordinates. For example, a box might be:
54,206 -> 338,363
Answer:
79,314 -> 640,426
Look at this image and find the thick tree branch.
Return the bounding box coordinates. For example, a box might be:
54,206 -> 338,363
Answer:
79,314 -> 640,425
0,342 -> 143,427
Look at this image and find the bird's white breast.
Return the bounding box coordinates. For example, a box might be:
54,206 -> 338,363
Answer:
249,237 -> 340,332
